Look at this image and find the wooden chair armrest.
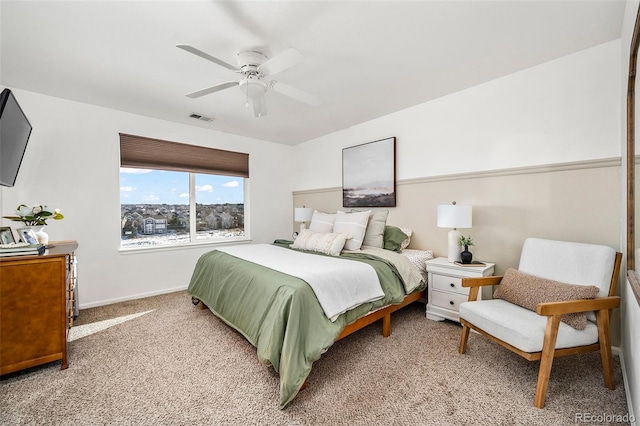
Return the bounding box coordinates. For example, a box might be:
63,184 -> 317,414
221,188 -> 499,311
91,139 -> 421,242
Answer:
463,276 -> 503,302
536,296 -> 621,316
461,276 -> 503,288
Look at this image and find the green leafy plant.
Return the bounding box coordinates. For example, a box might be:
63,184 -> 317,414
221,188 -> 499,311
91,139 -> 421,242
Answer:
3,204 -> 64,226
459,235 -> 474,247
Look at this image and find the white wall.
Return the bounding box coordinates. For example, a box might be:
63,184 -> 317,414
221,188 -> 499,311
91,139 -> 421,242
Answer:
292,40 -> 620,191
0,89 -> 294,307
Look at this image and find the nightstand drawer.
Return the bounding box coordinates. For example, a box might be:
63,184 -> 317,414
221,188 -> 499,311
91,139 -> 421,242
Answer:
431,274 -> 469,295
426,257 -> 494,322
430,291 -> 468,312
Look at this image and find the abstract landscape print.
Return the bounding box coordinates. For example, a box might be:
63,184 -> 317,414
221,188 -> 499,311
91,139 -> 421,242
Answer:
342,137 -> 396,207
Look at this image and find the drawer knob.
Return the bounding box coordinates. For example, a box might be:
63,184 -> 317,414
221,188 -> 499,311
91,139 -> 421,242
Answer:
449,301 -> 454,305
450,283 -> 455,288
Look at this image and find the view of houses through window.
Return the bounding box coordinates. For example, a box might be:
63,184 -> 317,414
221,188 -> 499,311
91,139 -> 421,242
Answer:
120,168 -> 245,247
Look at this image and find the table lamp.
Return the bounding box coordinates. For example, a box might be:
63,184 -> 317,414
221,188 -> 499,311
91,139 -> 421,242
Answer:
437,201 -> 472,262
294,206 -> 313,233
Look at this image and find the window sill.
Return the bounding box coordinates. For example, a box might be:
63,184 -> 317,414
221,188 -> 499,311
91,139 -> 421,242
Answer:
118,237 -> 252,255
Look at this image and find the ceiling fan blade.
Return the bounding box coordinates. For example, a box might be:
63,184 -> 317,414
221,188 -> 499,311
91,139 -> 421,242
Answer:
185,81 -> 239,98
177,45 -> 240,72
271,81 -> 321,107
252,96 -> 267,117
258,47 -> 305,76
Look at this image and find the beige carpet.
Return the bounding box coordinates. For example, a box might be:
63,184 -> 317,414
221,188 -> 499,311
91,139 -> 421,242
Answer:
0,291 -> 631,425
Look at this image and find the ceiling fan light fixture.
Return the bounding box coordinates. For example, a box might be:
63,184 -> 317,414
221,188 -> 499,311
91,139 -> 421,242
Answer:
239,78 -> 267,99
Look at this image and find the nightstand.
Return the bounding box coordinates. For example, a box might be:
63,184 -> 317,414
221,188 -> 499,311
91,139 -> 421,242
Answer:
425,257 -> 495,322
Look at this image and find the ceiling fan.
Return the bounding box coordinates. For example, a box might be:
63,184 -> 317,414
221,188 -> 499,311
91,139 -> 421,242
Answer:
177,45 -> 321,117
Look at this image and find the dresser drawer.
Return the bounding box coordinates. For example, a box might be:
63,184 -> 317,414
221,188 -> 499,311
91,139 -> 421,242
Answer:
430,290 -> 469,312
431,274 -> 469,295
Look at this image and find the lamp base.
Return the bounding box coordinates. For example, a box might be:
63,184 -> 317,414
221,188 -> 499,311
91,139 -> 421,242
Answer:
299,223 -> 307,233
447,229 -> 462,262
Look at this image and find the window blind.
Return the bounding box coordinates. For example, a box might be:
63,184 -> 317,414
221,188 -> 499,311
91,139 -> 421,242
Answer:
119,133 -> 249,178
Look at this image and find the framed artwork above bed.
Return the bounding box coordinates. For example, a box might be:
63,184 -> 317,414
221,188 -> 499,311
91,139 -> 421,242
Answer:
342,137 -> 396,207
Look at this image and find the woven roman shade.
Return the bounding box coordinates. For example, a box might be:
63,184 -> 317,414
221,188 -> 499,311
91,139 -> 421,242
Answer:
119,133 -> 249,178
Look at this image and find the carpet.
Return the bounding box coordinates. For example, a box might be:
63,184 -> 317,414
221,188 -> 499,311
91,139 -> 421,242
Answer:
0,290 -> 631,425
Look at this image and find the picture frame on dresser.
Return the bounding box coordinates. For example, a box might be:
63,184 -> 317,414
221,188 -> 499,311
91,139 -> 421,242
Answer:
0,227 -> 15,244
17,227 -> 38,244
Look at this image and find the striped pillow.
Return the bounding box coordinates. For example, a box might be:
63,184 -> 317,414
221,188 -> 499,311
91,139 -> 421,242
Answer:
333,210 -> 371,251
308,210 -> 336,233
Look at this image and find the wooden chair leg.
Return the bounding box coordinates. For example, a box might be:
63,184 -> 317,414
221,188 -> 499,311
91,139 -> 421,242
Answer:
596,309 -> 615,389
382,314 -> 391,337
535,315 -> 561,409
459,323 -> 471,354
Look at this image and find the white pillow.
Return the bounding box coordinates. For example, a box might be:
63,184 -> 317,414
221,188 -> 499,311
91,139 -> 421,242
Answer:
308,210 -> 336,233
334,210 -> 371,251
290,229 -> 350,256
355,209 -> 389,249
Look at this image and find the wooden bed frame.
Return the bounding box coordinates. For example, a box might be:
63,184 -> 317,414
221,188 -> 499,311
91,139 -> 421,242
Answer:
198,288 -> 426,341
335,288 -> 425,341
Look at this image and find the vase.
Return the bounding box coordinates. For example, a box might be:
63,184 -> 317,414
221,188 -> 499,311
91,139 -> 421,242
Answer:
460,245 -> 472,264
28,226 -> 49,245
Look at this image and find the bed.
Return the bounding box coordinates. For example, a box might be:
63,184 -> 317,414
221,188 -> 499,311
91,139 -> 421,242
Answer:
188,215 -> 431,408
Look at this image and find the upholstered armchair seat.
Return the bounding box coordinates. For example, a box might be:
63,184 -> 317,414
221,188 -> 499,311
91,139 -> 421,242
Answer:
459,299 -> 599,353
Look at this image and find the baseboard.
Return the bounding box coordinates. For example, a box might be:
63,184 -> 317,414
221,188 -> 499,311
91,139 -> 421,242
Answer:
78,285 -> 188,309
613,346 -> 637,426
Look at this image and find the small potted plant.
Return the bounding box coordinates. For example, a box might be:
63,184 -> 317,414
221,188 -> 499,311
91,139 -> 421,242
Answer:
459,235 -> 474,264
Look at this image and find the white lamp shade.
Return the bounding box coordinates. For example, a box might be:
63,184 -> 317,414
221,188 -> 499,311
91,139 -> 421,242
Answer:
294,207 -> 313,222
437,204 -> 472,229
437,204 -> 472,262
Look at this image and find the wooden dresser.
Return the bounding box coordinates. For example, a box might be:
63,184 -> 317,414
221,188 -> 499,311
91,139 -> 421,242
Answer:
0,240 -> 78,375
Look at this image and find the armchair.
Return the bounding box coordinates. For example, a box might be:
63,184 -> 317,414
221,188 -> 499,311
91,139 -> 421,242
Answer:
458,238 -> 622,409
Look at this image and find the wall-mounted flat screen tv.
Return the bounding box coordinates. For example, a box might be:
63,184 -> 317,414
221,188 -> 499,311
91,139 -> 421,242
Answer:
0,89 -> 32,187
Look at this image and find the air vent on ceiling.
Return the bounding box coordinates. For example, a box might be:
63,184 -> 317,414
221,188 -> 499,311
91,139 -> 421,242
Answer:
189,113 -> 213,122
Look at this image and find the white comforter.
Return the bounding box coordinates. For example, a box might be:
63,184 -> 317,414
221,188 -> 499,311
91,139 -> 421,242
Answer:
217,244 -> 384,321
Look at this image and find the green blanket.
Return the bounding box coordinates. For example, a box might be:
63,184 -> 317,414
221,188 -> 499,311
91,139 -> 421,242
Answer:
187,243 -> 422,408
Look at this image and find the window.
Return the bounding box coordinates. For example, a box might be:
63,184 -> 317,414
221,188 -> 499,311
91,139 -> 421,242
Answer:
119,134 -> 249,248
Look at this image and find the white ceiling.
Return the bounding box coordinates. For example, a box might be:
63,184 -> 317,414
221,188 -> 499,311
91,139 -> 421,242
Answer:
0,1 -> 626,146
